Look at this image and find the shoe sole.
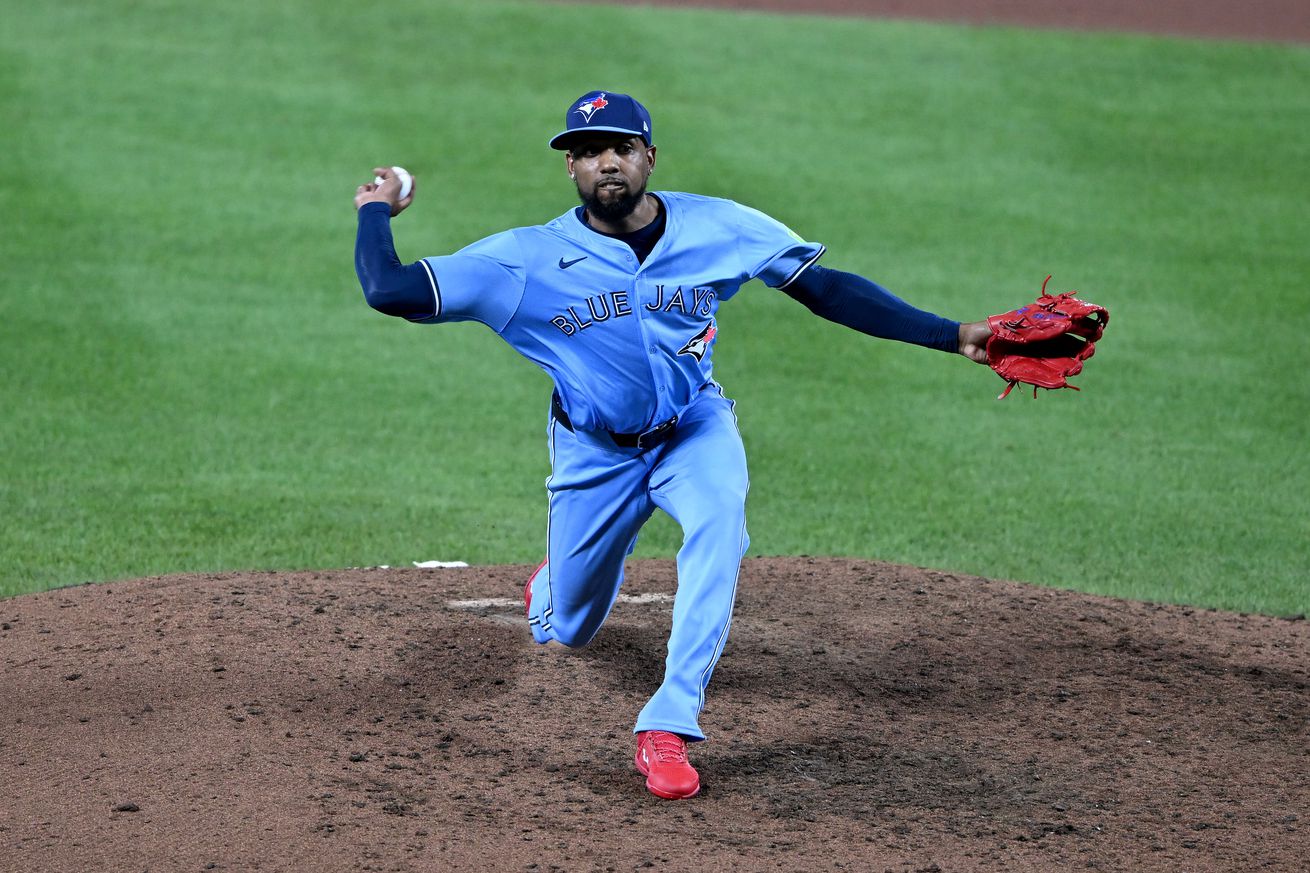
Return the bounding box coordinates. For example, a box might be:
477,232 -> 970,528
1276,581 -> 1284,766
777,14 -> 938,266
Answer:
645,780 -> 700,800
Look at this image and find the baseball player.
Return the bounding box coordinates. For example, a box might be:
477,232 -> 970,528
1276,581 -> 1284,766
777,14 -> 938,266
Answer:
353,90 -> 993,800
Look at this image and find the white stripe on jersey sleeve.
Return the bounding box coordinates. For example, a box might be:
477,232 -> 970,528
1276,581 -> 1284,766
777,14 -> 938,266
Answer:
778,245 -> 826,290
417,257 -> 440,321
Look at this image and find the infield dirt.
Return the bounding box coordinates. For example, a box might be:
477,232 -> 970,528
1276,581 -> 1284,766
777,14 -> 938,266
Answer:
3,558 -> 1307,872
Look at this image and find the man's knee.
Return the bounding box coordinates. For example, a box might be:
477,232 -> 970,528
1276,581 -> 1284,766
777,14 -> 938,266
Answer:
547,618 -> 601,648
536,572 -> 609,648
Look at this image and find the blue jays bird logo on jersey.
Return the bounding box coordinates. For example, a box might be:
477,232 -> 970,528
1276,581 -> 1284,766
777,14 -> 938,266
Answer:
575,93 -> 610,122
678,323 -> 717,361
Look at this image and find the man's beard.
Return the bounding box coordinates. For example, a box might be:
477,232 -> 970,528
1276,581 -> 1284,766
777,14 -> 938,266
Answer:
578,180 -> 647,224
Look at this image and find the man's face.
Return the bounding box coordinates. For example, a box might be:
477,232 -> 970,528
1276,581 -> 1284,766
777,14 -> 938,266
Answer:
565,135 -> 657,224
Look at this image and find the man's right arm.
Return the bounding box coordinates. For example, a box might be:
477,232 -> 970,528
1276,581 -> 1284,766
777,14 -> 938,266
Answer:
354,201 -> 440,321
353,167 -> 526,331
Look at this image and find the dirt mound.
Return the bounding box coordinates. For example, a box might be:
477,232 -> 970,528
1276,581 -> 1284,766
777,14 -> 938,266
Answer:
2,557 -> 1306,871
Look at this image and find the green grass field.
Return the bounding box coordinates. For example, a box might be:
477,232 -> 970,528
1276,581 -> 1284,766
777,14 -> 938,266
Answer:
3,0 -> 1307,614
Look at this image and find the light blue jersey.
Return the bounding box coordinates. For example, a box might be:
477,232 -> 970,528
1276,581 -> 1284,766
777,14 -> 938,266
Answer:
424,191 -> 824,433
412,191 -> 824,742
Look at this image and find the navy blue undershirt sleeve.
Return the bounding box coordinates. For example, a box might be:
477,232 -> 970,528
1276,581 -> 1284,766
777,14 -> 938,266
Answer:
782,264 -> 959,353
354,201 -> 437,321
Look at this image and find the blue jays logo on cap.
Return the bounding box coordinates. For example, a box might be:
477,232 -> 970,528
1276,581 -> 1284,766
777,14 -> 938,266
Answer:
574,93 -> 610,123
549,90 -> 653,151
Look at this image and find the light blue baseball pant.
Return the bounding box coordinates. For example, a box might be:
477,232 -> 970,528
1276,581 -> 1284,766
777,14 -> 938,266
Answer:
526,385 -> 749,741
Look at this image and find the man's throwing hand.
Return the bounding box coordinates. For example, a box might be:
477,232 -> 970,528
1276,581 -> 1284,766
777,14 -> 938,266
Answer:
354,166 -> 416,216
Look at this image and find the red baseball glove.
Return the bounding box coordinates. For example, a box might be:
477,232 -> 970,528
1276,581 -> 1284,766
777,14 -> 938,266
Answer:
986,276 -> 1109,399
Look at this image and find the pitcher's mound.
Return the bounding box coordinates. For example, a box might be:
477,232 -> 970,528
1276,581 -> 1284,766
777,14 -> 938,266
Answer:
2,557 -> 1306,871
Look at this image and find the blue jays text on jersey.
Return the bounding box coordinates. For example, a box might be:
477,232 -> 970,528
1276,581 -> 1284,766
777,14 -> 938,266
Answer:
548,284 -> 717,337
414,191 -> 824,434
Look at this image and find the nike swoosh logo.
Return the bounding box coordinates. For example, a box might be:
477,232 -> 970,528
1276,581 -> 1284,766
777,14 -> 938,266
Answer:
558,256 -> 588,269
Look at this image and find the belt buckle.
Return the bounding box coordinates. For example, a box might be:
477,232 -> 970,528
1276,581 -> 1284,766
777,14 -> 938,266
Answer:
636,415 -> 677,450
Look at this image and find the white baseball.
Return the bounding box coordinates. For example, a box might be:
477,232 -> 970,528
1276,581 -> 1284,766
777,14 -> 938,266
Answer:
374,166 -> 413,200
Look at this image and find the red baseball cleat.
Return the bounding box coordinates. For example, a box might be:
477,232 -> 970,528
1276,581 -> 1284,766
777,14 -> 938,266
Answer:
634,731 -> 700,800
525,558 -> 547,616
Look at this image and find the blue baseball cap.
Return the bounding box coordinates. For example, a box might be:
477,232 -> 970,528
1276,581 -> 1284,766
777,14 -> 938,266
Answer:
549,90 -> 653,151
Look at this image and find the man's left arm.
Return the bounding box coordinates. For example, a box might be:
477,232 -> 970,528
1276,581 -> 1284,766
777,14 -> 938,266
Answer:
781,265 -> 991,364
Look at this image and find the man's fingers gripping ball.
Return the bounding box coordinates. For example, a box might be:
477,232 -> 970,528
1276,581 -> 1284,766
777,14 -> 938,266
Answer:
985,275 -> 1110,399
355,166 -> 415,216
373,166 -> 414,200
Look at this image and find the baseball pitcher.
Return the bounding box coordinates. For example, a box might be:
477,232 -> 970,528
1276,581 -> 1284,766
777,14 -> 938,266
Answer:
354,90 -> 1003,800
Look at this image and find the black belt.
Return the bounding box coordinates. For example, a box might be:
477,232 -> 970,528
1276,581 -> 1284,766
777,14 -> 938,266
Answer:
551,393 -> 678,450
